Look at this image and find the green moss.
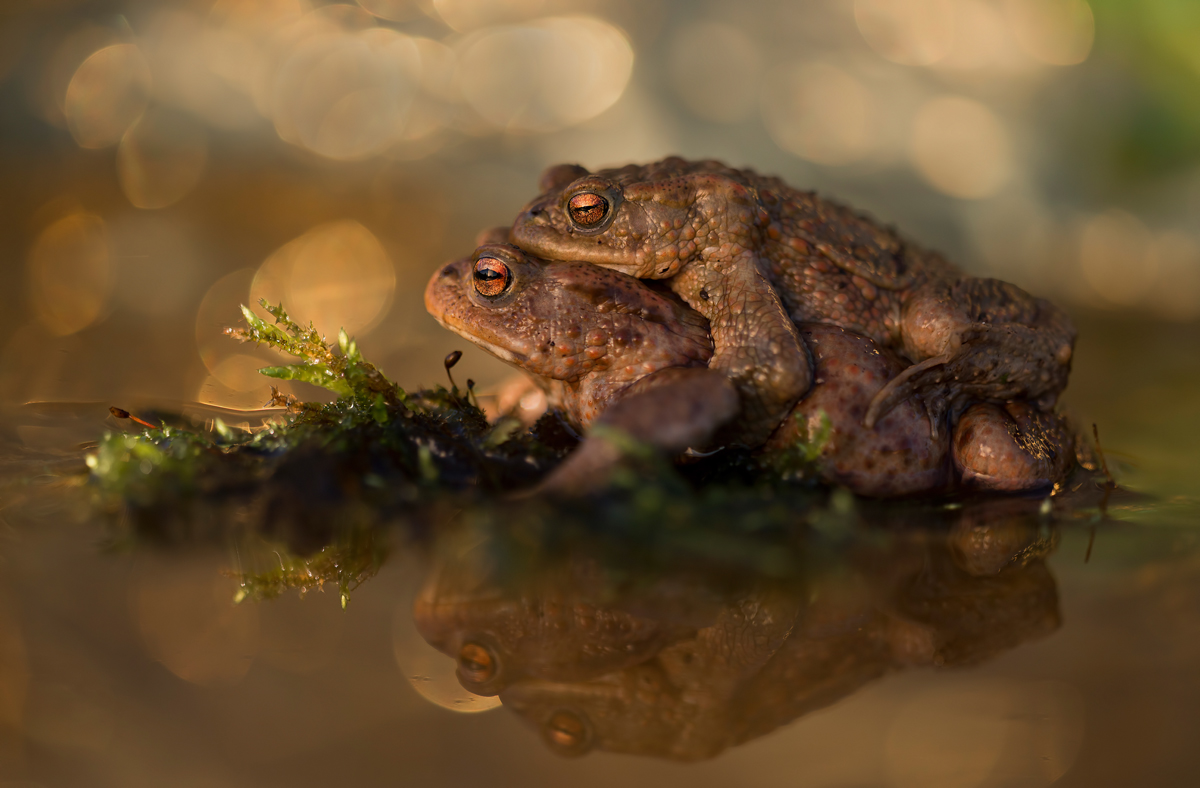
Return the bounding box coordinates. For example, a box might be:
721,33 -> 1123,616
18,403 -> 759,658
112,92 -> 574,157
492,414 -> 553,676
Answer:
764,410 -> 832,483
87,300 -> 570,552
229,301 -> 400,403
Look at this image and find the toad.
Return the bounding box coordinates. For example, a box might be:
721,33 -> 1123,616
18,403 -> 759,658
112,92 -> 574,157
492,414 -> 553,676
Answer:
423,244 -> 1074,495
509,158 -> 1077,444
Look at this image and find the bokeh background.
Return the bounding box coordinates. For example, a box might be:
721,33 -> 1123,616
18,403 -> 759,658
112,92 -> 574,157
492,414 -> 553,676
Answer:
3,0 -> 1200,412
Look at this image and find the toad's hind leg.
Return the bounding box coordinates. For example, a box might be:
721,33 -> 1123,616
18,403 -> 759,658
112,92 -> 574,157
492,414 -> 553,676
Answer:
677,260 -> 814,448
866,277 -> 1076,436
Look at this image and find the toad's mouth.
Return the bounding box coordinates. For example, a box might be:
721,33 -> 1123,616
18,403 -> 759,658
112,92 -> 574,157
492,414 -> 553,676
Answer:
429,308 -> 530,367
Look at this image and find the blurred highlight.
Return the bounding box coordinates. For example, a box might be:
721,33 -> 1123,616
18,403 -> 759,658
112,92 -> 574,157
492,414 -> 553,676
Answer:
910,95 -> 1012,199
1005,0 -> 1094,66
198,267 -> 296,407
196,268 -> 264,377
937,0 -> 1008,71
134,558 -> 261,686
117,108 -> 209,209
54,4 -> 636,162
431,0 -> 554,32
761,62 -> 876,166
855,0 -> 1094,70
358,0 -> 426,23
251,220 -> 396,339
27,212 -> 113,337
270,21 -> 422,160
855,0 -> 957,66
457,17 -> 633,132
64,43 -> 152,149
1079,210 -> 1159,307
1148,232 -> 1200,322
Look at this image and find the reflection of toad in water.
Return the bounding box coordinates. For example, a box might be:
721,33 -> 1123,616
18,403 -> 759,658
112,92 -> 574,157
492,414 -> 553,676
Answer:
413,499 -> 1060,760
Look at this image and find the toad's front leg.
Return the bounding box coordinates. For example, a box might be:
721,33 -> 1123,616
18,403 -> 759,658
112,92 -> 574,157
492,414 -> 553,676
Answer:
535,366 -> 739,495
867,277 -> 1076,436
674,260 -> 814,448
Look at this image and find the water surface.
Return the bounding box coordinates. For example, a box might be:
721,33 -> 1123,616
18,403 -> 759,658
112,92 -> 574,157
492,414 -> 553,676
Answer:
0,312 -> 1197,788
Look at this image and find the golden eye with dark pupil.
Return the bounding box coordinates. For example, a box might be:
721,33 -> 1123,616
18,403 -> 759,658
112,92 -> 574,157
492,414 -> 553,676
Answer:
568,193 -> 608,226
458,642 -> 495,683
472,257 -> 511,297
544,709 -> 590,755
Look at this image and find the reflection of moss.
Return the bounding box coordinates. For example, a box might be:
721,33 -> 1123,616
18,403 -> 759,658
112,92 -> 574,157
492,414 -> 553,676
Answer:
230,527 -> 386,609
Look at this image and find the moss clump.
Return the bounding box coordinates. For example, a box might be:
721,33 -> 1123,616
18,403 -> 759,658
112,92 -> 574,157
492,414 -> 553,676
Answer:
87,300 -> 572,553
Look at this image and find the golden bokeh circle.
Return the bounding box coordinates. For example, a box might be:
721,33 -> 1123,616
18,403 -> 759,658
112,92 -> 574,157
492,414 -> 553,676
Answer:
26,212 -> 113,337
133,556 -> 261,687
251,220 -> 396,340
1005,0 -> 1094,66
761,62 -> 876,166
117,108 -> 209,209
456,16 -> 633,133
910,95 -> 1012,199
1078,210 -> 1158,307
855,0 -> 957,67
64,43 -> 152,149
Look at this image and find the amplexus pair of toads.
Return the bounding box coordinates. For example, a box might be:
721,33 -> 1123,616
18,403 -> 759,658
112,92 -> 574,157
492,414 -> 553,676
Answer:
424,157 -> 1078,496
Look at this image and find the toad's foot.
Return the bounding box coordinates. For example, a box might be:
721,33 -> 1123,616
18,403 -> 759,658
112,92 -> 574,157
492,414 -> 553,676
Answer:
536,366 -> 739,496
865,322 -> 1073,438
674,261 -> 813,448
951,402 -> 1075,492
868,277 -> 1076,436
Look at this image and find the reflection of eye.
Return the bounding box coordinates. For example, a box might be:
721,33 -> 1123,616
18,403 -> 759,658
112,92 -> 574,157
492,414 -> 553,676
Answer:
472,257 -> 511,298
543,708 -> 593,757
567,193 -> 609,227
457,641 -> 496,685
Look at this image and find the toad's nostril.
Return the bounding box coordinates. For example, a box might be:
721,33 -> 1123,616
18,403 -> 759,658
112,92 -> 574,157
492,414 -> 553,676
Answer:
530,207 -> 543,217
440,265 -> 457,278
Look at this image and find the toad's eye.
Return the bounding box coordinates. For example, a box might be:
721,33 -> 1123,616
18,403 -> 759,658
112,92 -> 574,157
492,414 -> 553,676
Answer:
568,193 -> 609,227
543,709 -> 593,757
472,257 -> 511,297
457,641 -> 497,686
